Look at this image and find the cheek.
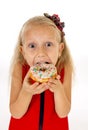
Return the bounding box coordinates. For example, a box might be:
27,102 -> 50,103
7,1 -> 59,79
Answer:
21,47 -> 33,66
54,52 -> 59,64
23,51 -> 33,66
49,49 -> 59,65
25,56 -> 33,66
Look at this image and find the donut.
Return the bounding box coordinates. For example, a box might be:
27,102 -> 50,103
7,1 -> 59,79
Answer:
29,63 -> 57,83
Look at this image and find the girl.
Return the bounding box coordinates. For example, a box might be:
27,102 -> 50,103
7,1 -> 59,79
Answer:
9,13 -> 73,130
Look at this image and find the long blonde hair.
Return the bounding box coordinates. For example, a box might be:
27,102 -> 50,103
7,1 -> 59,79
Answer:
10,15 -> 73,74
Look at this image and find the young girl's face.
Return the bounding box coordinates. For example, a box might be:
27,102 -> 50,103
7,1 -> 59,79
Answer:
21,24 -> 64,67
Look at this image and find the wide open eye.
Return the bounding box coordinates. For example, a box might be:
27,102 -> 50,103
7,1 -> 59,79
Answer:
46,42 -> 53,47
28,43 -> 36,48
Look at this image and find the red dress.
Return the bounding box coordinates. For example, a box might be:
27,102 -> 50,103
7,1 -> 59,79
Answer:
9,64 -> 69,130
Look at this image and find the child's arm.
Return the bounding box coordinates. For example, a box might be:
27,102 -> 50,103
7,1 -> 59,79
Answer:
48,63 -> 72,118
9,62 -> 47,119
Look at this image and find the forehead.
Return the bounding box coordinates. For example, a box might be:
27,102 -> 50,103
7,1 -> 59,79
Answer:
22,24 -> 61,42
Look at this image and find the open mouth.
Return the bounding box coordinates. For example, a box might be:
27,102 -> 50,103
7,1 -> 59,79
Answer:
36,61 -> 50,65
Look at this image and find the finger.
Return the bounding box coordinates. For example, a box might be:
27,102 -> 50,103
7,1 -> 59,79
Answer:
48,87 -> 54,92
36,82 -> 47,89
30,82 -> 39,89
35,83 -> 48,94
24,69 -> 31,82
48,78 -> 57,85
56,75 -> 61,80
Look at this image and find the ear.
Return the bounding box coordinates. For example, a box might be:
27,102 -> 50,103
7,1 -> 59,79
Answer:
19,45 -> 27,64
58,42 -> 64,56
19,45 -> 24,56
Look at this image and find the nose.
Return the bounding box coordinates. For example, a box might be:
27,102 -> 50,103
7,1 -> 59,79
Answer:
36,51 -> 46,58
34,48 -> 47,63
33,45 -> 48,65
37,46 -> 46,57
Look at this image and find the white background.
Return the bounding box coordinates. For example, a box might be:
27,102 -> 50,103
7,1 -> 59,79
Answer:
0,0 -> 88,130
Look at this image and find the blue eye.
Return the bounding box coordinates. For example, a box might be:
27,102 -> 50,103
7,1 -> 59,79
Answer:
46,42 -> 53,47
28,43 -> 36,48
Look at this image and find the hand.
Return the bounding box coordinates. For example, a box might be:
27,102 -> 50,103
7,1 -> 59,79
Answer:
47,75 -> 62,93
23,81 -> 48,95
22,70 -> 48,95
